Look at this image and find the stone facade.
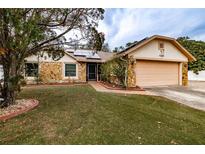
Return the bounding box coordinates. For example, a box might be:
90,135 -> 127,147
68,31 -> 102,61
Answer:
127,56 -> 136,87
78,62 -> 86,82
25,61 -> 88,84
33,60 -> 189,86
39,62 -> 63,83
182,62 -> 188,86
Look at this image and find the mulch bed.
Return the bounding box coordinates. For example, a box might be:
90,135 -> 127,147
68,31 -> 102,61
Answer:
98,81 -> 145,91
0,99 -> 39,121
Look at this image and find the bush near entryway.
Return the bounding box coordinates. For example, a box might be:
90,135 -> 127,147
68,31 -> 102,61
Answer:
100,57 -> 127,87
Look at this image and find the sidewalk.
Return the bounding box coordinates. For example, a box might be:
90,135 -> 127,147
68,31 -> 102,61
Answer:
89,82 -> 155,96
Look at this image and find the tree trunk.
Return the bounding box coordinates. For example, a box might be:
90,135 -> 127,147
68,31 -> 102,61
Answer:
1,57 -> 19,107
1,83 -> 16,107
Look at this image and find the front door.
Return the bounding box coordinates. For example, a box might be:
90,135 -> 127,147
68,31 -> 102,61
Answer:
87,63 -> 97,81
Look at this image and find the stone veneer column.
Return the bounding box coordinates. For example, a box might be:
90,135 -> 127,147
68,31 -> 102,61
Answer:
182,62 -> 188,86
78,62 -> 87,82
127,56 -> 136,87
39,62 -> 63,83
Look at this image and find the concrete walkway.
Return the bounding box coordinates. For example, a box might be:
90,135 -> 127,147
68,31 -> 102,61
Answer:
89,82 -> 155,96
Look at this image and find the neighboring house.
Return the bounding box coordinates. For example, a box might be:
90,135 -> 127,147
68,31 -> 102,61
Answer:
24,49 -> 114,84
188,71 -> 205,81
117,35 -> 196,87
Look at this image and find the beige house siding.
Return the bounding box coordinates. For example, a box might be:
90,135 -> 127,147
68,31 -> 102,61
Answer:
129,39 -> 188,62
25,52 -> 76,63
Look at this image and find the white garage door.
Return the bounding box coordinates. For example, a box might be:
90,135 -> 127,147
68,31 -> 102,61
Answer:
135,60 -> 179,87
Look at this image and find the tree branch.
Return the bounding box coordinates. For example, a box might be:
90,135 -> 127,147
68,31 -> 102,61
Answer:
26,9 -> 84,54
37,9 -> 75,27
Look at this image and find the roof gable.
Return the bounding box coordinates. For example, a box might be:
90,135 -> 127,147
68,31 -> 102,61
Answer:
118,35 -> 196,62
129,39 -> 188,62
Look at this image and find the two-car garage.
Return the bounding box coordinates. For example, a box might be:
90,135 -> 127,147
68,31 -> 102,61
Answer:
134,60 -> 180,87
118,35 -> 196,87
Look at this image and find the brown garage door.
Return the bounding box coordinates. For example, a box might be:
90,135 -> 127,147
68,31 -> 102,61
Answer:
135,60 -> 179,87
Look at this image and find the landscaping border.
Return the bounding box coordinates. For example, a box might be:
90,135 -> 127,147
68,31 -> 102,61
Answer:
98,81 -> 145,91
0,99 -> 39,121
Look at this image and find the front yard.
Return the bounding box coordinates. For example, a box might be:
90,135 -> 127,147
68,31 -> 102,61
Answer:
0,85 -> 205,144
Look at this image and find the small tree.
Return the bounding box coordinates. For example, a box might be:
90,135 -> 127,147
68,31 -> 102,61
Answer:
0,8 -> 104,107
101,57 -> 127,87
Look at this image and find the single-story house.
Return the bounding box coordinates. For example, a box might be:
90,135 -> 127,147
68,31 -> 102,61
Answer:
117,35 -> 196,87
24,49 -> 114,84
0,35 -> 196,87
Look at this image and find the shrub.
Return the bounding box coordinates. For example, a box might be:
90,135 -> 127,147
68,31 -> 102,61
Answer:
100,57 -> 127,87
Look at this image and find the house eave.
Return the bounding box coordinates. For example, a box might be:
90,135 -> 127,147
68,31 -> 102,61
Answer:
117,35 -> 196,62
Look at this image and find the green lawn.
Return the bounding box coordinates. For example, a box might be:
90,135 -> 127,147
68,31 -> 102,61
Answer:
0,85 -> 205,144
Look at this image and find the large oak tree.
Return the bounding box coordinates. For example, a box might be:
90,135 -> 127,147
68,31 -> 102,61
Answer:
0,8 -> 104,107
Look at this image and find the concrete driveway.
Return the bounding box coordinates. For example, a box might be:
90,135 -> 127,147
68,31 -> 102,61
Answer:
146,81 -> 205,111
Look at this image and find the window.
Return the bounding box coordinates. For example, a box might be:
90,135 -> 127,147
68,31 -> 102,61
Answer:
159,42 -> 164,49
65,64 -> 76,77
25,63 -> 38,77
